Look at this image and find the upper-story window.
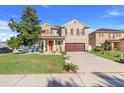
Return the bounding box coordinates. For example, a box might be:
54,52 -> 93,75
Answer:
77,28 -> 84,35
119,33 -> 121,37
109,33 -> 115,39
99,33 -> 104,37
67,29 -> 71,34
79,29 -> 84,35
65,29 -> 72,36
116,33 -> 121,37
47,30 -> 51,35
57,30 -> 61,36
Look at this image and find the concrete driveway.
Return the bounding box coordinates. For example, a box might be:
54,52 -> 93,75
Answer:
67,52 -> 124,73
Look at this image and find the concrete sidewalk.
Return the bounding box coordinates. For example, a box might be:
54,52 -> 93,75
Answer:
0,73 -> 124,87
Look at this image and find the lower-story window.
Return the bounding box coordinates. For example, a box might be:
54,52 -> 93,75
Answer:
41,42 -> 43,51
58,41 -> 61,45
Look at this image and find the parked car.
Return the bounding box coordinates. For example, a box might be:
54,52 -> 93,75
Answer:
18,44 -> 41,53
18,46 -> 30,53
0,47 -> 13,54
120,53 -> 124,63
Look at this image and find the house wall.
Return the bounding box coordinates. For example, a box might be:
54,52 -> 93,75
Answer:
89,33 -> 96,50
61,20 -> 89,51
41,24 -> 59,36
95,33 -> 109,46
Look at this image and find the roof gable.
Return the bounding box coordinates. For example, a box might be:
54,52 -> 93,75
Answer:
41,23 -> 53,28
62,19 -> 88,27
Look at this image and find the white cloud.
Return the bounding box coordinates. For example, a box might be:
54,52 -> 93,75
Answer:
0,20 -> 10,30
42,5 -> 49,8
0,20 -> 17,41
0,26 -> 10,30
102,6 -> 124,17
107,11 -> 123,16
0,20 -> 8,26
0,32 -> 17,41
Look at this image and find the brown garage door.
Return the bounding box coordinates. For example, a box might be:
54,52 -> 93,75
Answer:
65,43 -> 85,52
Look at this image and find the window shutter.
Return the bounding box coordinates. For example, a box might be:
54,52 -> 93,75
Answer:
65,29 -> 67,35
71,29 -> 73,35
77,28 -> 79,35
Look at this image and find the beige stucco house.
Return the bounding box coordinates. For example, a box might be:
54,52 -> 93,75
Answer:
39,19 -> 89,52
89,28 -> 124,51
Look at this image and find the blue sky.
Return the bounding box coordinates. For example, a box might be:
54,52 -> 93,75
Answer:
0,5 -> 124,41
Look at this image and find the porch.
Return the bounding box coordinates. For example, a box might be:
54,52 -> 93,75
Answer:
40,36 -> 65,52
106,38 -> 124,51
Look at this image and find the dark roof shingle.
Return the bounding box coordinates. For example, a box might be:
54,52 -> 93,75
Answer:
96,28 -> 124,32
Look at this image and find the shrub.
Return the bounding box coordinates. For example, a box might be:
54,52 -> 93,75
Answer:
60,51 -> 67,56
39,50 -> 44,53
52,51 -> 56,53
101,42 -> 112,51
113,48 -> 119,51
7,37 -> 21,49
63,55 -> 70,60
115,54 -> 120,57
94,42 -> 112,52
63,63 -> 79,73
94,46 -> 103,52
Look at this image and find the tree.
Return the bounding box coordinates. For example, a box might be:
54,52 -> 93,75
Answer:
8,6 -> 42,48
7,37 -> 21,49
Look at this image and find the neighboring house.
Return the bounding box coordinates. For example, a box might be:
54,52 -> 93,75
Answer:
0,41 -> 8,48
40,19 -> 89,52
89,28 -> 124,51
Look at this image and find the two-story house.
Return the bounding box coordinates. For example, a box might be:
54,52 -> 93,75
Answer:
39,19 -> 89,52
89,28 -> 124,51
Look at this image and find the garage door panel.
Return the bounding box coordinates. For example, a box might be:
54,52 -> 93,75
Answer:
65,43 -> 85,52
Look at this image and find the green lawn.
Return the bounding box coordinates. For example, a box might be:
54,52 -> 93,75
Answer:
89,51 -> 123,62
0,53 -> 65,74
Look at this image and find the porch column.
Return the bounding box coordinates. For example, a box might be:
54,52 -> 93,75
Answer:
53,40 -> 56,51
43,40 -> 46,52
111,42 -> 114,50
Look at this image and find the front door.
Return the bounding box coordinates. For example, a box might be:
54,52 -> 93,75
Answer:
48,41 -> 53,51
